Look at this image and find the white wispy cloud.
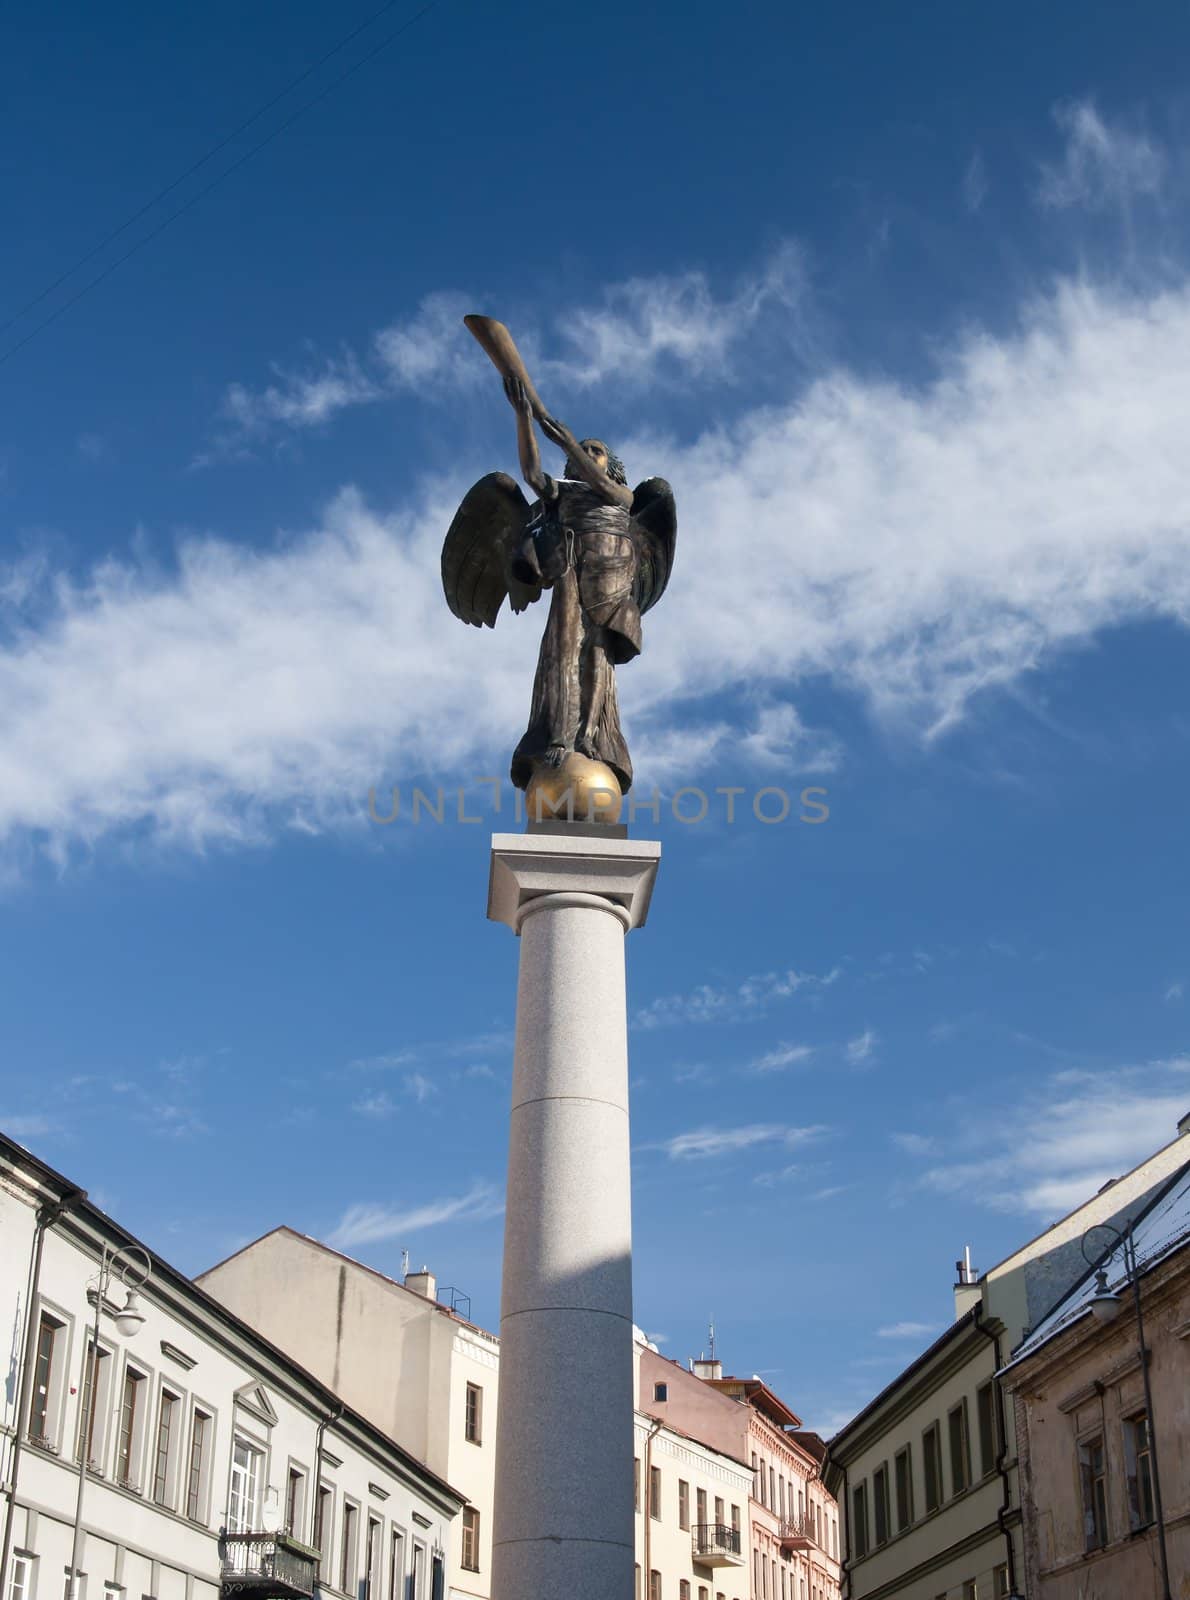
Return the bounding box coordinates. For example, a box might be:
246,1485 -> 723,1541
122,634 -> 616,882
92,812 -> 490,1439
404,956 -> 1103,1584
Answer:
1,1114 -> 57,1143
1164,980 -> 1184,1003
352,1090 -> 397,1119
635,968 -> 841,1031
961,150 -> 988,213
209,249 -> 808,448
917,1056 -> 1190,1216
877,1320 -> 938,1340
655,1123 -> 829,1160
846,1029 -> 877,1064
328,1182 -> 502,1248
750,1042 -> 815,1073
9,155 -> 1190,863
891,1131 -> 937,1156
1038,99 -> 1165,211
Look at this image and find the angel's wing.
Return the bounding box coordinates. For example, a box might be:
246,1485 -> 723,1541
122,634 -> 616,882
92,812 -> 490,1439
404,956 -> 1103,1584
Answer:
631,477 -> 677,617
441,472 -> 542,628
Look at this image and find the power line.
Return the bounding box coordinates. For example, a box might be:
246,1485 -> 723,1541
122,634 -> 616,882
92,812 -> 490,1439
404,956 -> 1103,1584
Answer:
0,0 -> 440,370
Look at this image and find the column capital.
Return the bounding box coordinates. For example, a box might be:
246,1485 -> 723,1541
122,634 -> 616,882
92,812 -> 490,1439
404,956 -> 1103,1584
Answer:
487,831 -> 661,934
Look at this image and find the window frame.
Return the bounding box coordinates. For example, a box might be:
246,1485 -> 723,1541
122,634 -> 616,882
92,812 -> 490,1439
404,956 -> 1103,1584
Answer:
339,1497 -> 360,1596
677,1479 -> 690,1531
460,1506 -> 480,1574
28,1313 -> 66,1449
116,1361 -> 151,1491
184,1404 -> 214,1524
75,1338 -> 114,1472
894,1444 -> 913,1531
872,1463 -> 890,1546
649,1465 -> 661,1522
363,1514 -> 383,1600
948,1400 -> 971,1498
228,1435 -> 265,1535
150,1386 -> 182,1508
1124,1412 -> 1155,1531
464,1382 -> 483,1446
922,1421 -> 942,1513
1078,1433 -> 1108,1552
851,1481 -> 869,1560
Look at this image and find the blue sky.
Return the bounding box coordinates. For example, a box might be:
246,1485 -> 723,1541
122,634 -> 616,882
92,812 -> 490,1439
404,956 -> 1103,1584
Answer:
3,0 -> 1190,1434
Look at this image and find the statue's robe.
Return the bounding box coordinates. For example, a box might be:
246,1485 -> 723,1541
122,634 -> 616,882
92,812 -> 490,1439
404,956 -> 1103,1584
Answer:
510,478 -> 641,793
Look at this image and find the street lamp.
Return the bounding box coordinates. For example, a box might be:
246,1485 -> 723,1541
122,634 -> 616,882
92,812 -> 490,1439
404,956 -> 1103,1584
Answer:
67,1245 -> 152,1600
1079,1220 -> 1171,1600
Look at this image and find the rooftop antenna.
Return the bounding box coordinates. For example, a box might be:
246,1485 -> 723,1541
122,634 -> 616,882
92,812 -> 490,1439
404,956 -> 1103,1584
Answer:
708,1316 -> 716,1363
401,1248 -> 410,1279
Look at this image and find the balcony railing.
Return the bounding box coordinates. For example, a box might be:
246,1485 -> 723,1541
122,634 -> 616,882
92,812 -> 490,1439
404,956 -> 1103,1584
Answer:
692,1523 -> 744,1566
778,1513 -> 818,1552
220,1531 -> 317,1599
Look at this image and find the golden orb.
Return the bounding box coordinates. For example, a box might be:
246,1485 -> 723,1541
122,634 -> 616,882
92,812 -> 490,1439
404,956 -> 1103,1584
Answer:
525,752 -> 624,825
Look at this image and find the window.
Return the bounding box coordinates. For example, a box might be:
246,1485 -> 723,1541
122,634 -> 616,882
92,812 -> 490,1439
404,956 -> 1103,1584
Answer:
977,1382 -> 998,1477
751,1452 -> 759,1498
464,1383 -> 483,1445
649,1465 -> 661,1520
228,1439 -> 263,1533
769,1467 -> 776,1510
388,1531 -> 405,1600
286,1468 -> 305,1537
29,1314 -> 63,1444
364,1517 -> 382,1600
1079,1435 -> 1108,1551
340,1500 -> 359,1594
654,1382 -> 668,1402
894,1446 -> 913,1530
634,1459 -> 641,1512
678,1480 -> 690,1531
696,1488 -> 707,1529
649,1572 -> 661,1600
731,1504 -> 740,1537
76,1342 -> 112,1468
779,1475 -> 786,1520
185,1409 -> 211,1521
116,1367 -> 146,1487
948,1401 -> 971,1496
962,1584 -> 978,1600
152,1391 -> 178,1506
872,1465 -> 889,1546
922,1422 -> 942,1513
851,1482 -> 869,1560
758,1459 -> 766,1506
992,1567 -> 1010,1598
461,1507 -> 480,1572
9,1554 -> 34,1600
409,1544 -> 423,1600
1125,1413 -> 1155,1530
679,1585 -> 690,1600
815,1501 -> 821,1547
314,1485 -> 334,1569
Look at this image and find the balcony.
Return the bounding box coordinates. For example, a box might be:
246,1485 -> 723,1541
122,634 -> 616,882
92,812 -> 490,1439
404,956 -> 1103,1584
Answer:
692,1523 -> 744,1568
778,1514 -> 817,1554
220,1532 -> 317,1599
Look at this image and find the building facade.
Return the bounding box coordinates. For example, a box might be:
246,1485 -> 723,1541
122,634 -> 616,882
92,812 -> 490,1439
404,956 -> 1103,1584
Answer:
198,1232 -> 497,1600
0,1137 -> 464,1600
1001,1163 -> 1190,1600
824,1114 -> 1190,1600
639,1351 -> 842,1600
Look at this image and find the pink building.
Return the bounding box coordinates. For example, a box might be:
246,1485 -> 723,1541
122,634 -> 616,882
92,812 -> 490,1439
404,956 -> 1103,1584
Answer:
640,1351 -> 842,1600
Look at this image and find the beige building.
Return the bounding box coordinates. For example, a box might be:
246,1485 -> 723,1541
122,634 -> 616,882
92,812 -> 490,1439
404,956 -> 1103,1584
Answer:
639,1351 -> 841,1600
824,1114 -> 1190,1599
198,1231 -> 498,1600
0,1135 -> 464,1600
1000,1161 -> 1189,1600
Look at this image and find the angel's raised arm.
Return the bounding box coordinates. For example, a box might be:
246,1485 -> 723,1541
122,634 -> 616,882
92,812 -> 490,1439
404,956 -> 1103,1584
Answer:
539,415 -> 633,508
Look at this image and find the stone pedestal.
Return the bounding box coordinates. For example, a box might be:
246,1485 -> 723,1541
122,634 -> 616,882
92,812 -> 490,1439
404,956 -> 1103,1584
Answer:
487,830 -> 661,1600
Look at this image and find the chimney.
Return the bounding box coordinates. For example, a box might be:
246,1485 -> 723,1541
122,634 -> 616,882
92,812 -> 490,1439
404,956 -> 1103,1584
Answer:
1178,1109 -> 1190,1136
405,1265 -> 437,1301
691,1359 -> 723,1381
953,1246 -> 981,1321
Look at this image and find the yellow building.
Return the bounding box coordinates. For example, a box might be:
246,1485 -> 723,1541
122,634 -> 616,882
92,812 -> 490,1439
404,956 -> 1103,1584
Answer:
824,1115 -> 1190,1599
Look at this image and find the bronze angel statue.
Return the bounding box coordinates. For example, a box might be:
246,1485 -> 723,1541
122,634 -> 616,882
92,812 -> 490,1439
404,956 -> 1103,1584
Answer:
441,316 -> 676,809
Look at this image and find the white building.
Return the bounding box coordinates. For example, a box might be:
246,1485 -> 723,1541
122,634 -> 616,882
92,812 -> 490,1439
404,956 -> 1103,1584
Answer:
0,1134 -> 465,1600
199,1230 -> 758,1600
197,1233 -> 497,1600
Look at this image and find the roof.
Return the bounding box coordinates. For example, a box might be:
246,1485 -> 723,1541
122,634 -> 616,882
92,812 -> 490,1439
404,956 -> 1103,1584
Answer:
0,1130 -> 467,1512
200,1224 -> 499,1343
1001,1159 -> 1190,1374
826,1307 -> 982,1450
707,1375 -> 803,1430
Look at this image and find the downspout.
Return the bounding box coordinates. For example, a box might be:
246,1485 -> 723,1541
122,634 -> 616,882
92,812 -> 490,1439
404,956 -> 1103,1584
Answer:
974,1306 -> 1019,1598
643,1418 -> 662,1593
310,1403 -> 343,1551
821,1446 -> 849,1600
0,1187 -> 86,1600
